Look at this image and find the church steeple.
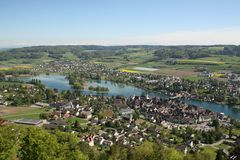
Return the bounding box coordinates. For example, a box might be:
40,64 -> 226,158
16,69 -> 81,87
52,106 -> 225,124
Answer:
146,93 -> 150,100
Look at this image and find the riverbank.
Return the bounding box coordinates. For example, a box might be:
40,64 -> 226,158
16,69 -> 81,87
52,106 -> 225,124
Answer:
16,73 -> 240,119
88,85 -> 109,93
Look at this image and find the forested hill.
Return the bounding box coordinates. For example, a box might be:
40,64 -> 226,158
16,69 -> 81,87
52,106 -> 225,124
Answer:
0,45 -> 240,62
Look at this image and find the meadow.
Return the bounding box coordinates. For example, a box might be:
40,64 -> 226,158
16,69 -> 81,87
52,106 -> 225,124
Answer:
0,107 -> 48,120
176,59 -> 225,65
1,45 -> 240,80
92,50 -> 240,79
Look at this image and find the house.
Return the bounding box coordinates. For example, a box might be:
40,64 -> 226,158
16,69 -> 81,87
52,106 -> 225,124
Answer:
31,102 -> 49,108
145,94 -> 153,107
50,111 -> 61,119
62,110 -> 70,119
114,96 -> 127,107
43,119 -> 67,130
198,71 -> 213,77
94,136 -> 104,145
50,101 -> 72,109
35,102 -> 49,108
86,135 -> 94,146
120,107 -> 134,121
0,119 -> 7,126
80,111 -> 92,119
14,118 -> 45,126
102,140 -> 113,146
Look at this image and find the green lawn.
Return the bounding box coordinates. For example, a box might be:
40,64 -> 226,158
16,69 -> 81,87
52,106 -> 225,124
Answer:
232,128 -> 240,135
0,52 -> 53,67
200,146 -> 217,160
177,59 -> 225,65
0,81 -> 22,86
1,48 -> 240,78
62,52 -> 79,60
184,75 -> 208,81
66,117 -> 88,124
0,108 -> 48,120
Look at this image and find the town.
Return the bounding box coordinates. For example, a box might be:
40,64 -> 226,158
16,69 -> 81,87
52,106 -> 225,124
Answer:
2,93 -> 238,156
1,62 -> 240,159
33,60 -> 240,106
1,0 -> 240,159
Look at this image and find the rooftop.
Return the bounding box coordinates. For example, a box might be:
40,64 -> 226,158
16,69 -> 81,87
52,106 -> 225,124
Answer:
14,118 -> 43,125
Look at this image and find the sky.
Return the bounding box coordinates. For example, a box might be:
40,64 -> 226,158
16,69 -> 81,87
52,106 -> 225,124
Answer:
0,0 -> 240,47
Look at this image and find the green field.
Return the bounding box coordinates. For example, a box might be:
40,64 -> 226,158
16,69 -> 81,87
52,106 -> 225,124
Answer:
66,117 -> 88,124
0,107 -> 48,120
183,75 -> 208,81
177,59 -> 225,65
92,53 -> 240,79
1,45 -> 240,80
199,147 -> 217,160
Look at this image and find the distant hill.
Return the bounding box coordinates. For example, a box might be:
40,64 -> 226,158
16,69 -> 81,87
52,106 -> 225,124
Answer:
0,48 -> 11,51
0,45 -> 239,63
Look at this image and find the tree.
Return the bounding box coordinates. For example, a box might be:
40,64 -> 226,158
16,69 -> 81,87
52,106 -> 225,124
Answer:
130,141 -> 165,160
74,120 -> 80,128
163,148 -> 183,160
108,145 -> 129,160
45,88 -> 57,102
228,127 -> 233,139
54,131 -> 88,160
212,119 -> 220,129
18,128 -> 59,160
0,126 -> 18,160
229,145 -> 240,160
133,110 -> 140,120
227,96 -> 238,105
39,113 -> 49,120
215,149 -> 225,160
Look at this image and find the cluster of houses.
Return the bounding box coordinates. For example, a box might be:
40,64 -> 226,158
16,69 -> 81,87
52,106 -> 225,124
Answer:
0,83 -> 44,106
128,95 -> 219,128
33,61 -> 105,77
29,95 -> 224,148
198,70 -> 213,77
33,60 -> 240,106
49,101 -> 93,120
7,93 -> 239,155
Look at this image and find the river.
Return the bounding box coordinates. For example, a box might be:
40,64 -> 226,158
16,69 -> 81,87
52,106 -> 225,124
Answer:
20,74 -> 240,119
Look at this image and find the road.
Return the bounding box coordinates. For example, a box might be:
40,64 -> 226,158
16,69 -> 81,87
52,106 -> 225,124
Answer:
199,139 -> 235,155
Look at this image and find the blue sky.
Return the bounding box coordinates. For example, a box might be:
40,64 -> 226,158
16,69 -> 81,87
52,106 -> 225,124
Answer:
0,0 -> 240,47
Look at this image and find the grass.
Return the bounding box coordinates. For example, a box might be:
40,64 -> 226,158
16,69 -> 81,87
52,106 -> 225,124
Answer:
95,52 -> 238,77
0,107 -> 48,120
200,146 -> 217,160
0,65 -> 32,71
0,82 -> 22,86
0,67 -> 13,70
232,128 -> 240,135
1,48 -> 240,79
213,73 -> 225,77
15,65 -> 32,69
120,69 -> 139,73
0,52 -> 53,66
123,55 -> 240,77
184,75 -> 208,81
62,52 -> 79,60
177,59 -> 225,65
66,117 -> 88,124
208,46 -> 224,51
